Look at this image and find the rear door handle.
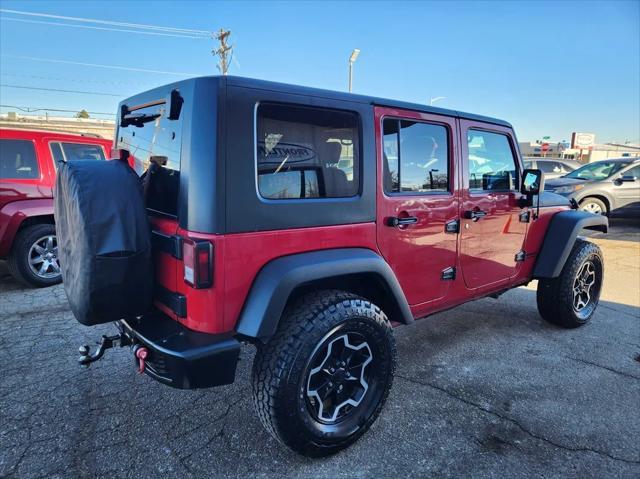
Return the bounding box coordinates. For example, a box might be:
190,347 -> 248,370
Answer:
386,216 -> 418,227
464,210 -> 488,221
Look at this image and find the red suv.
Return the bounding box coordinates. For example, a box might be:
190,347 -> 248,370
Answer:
55,77 -> 608,457
0,128 -> 113,287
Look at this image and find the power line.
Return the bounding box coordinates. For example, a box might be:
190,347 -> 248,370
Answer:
1,84 -> 125,97
1,55 -> 204,76
0,8 -> 211,36
0,17 -> 210,39
0,104 -> 116,116
1,72 -> 150,87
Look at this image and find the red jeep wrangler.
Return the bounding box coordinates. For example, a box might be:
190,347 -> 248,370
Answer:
0,128 -> 113,287
55,77 -> 607,457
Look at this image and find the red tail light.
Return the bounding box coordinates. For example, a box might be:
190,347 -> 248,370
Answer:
183,239 -> 213,288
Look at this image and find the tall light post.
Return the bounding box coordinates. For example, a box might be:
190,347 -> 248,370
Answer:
348,48 -> 360,93
429,96 -> 446,106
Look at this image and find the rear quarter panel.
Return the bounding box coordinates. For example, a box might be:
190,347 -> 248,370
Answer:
173,223 -> 378,334
0,198 -> 54,257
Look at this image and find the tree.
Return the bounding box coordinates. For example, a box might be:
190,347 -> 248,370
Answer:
76,109 -> 90,119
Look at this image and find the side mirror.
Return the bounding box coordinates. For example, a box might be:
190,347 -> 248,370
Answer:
520,169 -> 544,196
620,174 -> 637,183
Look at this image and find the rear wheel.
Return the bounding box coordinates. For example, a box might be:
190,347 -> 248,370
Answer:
251,290 -> 396,457
580,197 -> 608,216
537,239 -> 603,328
7,224 -> 61,288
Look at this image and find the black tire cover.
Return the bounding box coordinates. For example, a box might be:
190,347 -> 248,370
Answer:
54,159 -> 153,325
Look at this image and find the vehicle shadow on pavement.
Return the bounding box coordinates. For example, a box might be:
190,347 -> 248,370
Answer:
1,265 -> 639,478
583,217 -> 640,243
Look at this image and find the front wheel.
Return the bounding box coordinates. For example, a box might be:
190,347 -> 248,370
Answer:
537,239 -> 603,328
251,290 -> 396,457
580,197 -> 608,216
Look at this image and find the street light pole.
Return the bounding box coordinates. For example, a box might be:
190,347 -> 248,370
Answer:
429,96 -> 446,105
348,48 -> 360,93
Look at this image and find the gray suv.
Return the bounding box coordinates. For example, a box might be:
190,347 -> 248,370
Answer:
524,158 -> 581,179
545,158 -> 640,216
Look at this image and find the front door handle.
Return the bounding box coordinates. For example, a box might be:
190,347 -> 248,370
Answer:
464,210 -> 488,222
386,216 -> 418,227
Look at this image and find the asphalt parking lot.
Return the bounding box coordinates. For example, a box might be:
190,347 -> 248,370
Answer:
1,219 -> 639,479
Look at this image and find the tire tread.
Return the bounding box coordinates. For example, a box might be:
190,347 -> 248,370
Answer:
251,289 -> 395,456
536,239 -> 603,328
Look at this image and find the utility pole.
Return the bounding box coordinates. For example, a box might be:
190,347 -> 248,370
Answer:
212,28 -> 233,75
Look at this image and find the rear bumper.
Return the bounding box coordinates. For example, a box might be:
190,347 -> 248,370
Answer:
117,311 -> 240,389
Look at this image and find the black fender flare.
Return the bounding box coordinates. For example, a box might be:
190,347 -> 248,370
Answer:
533,210 -> 608,278
235,248 -> 413,342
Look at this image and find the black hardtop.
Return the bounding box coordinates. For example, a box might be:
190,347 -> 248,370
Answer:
116,75 -> 514,235
119,75 -> 512,129
225,76 -> 512,128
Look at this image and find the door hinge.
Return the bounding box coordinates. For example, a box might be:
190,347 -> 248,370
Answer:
151,230 -> 183,259
441,266 -> 456,281
515,250 -> 526,262
445,219 -> 460,234
155,285 -> 187,317
519,211 -> 531,223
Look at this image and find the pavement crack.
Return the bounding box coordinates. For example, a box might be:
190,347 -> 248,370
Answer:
396,374 -> 640,464
566,356 -> 640,380
598,303 -> 639,319
177,396 -> 246,464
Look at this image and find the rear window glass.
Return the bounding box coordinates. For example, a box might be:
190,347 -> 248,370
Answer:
0,139 -> 39,179
60,142 -> 106,161
256,104 -> 359,199
117,99 -> 183,216
49,142 -> 106,164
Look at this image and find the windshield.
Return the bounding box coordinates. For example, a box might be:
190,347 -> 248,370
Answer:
564,161 -> 631,180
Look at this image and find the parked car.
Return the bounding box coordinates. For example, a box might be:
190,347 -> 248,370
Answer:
545,158 -> 640,216
56,76 -> 608,457
0,128 -> 113,287
523,157 -> 581,179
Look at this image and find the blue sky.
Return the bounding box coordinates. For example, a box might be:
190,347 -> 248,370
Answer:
1,0 -> 638,143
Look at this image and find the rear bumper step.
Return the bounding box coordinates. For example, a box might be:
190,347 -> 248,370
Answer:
117,312 -> 240,389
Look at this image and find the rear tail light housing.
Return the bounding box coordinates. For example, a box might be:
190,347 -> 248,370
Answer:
183,239 -> 213,288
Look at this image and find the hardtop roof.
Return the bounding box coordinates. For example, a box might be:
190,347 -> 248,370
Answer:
122,76 -> 512,129
224,75 -> 512,128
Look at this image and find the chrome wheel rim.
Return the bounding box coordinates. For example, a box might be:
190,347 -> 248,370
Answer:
306,333 -> 373,423
573,261 -> 596,312
28,235 -> 60,279
582,202 -> 603,214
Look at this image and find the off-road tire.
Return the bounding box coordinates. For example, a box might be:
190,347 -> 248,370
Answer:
251,290 -> 396,457
537,239 -> 603,328
579,197 -> 608,216
7,224 -> 61,288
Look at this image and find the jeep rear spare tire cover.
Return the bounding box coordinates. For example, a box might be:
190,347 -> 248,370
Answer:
54,159 -> 153,326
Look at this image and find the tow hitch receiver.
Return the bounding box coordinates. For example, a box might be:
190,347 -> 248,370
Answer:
78,333 -> 132,367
